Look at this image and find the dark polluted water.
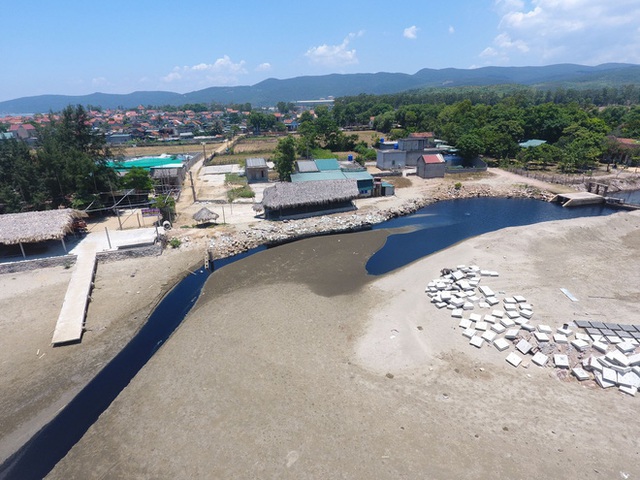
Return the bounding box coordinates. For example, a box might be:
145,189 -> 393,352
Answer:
0,247 -> 264,480
0,198 -> 620,479
366,197 -> 618,275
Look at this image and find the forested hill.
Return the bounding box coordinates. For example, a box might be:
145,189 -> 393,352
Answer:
2,63 -> 640,113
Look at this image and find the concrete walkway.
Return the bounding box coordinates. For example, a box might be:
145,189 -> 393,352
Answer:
51,243 -> 97,345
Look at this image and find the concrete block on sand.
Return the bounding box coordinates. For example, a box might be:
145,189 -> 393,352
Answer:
469,336 -> 484,348
462,302 -> 474,311
575,332 -> 591,342
534,332 -> 550,343
619,385 -> 637,396
463,328 -> 476,339
521,323 -> 535,332
553,333 -> 568,344
505,328 -> 520,340
516,339 -> 532,355
572,367 -> 590,381
592,341 -> 608,353
537,324 -> 553,334
491,309 -> 504,318
618,371 -> 640,389
554,354 -> 570,368
627,353 -> 640,366
570,339 -> 589,352
514,295 -> 526,303
482,330 -> 497,343
475,321 -> 488,331
491,324 -> 506,334
494,338 -> 510,351
519,309 -> 534,319
485,297 -> 499,306
506,352 -> 523,367
504,297 -> 517,304
500,318 -> 516,328
616,342 -> 636,354
532,352 -> 548,366
469,313 -> 482,322
435,302 -> 448,309
504,304 -> 518,312
483,315 -> 496,324
557,326 -> 573,336
595,372 -> 616,389
606,350 -> 630,367
478,286 -> 494,297
451,309 -> 463,318
602,367 -> 618,384
459,318 -> 472,329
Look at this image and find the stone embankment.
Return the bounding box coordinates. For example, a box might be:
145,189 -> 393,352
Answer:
206,183 -> 551,261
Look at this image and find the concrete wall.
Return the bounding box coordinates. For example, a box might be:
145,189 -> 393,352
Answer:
376,150 -> 407,170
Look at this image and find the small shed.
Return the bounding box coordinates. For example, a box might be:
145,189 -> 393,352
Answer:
245,157 -> 269,183
417,154 -> 446,179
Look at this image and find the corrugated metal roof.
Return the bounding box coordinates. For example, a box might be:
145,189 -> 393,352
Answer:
296,160 -> 319,172
314,159 -> 340,171
291,171 -> 346,182
343,171 -> 374,181
246,157 -> 267,168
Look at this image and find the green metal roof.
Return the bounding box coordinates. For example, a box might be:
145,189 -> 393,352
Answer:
343,171 -> 374,181
291,171 -> 346,182
314,158 -> 340,171
107,156 -> 183,170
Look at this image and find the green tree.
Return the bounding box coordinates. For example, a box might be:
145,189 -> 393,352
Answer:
456,133 -> 485,161
273,136 -> 297,181
123,167 -> 154,191
35,105 -> 119,208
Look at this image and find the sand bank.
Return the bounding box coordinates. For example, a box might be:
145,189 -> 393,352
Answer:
46,210 -> 640,479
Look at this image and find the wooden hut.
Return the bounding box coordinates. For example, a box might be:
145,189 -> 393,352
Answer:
261,179 -> 359,219
0,209 -> 86,259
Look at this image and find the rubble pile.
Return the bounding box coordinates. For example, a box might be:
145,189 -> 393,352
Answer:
425,265 -> 640,397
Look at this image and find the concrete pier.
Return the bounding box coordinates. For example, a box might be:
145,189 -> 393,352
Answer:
551,192 -> 605,207
51,246 -> 97,345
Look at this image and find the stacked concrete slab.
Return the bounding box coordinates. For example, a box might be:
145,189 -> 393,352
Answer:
425,265 -> 640,397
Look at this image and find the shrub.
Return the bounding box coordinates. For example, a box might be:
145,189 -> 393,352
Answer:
169,238 -> 182,248
454,182 -> 462,190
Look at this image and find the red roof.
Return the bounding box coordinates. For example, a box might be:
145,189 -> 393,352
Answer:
421,154 -> 444,164
409,132 -> 435,138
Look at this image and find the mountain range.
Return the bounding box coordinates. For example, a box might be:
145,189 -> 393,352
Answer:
2,63 -> 639,114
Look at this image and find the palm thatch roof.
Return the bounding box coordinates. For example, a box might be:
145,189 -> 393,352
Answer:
192,207 -> 219,223
0,209 -> 86,245
261,180 -> 359,210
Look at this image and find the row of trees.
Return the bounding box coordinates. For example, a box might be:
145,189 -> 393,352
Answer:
329,88 -> 640,172
0,105 -> 152,213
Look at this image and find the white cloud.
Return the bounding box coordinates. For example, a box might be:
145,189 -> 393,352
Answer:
403,25 -> 419,40
448,26 -> 455,34
162,55 -> 247,86
256,63 -> 272,72
91,77 -> 110,87
482,0 -> 640,65
305,32 -> 362,67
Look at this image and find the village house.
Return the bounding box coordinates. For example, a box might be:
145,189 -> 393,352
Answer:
416,153 -> 446,179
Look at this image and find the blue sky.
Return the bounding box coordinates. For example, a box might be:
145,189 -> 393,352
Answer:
1,0 -> 639,102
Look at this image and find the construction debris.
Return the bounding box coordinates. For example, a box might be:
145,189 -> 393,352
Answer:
425,264 -> 640,397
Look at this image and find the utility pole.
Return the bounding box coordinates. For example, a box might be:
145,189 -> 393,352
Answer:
189,171 -> 197,202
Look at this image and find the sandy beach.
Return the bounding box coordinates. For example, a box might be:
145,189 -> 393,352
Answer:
1,169 -> 640,479
47,210 -> 640,479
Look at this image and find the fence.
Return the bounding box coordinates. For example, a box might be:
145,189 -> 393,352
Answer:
506,168 -> 592,186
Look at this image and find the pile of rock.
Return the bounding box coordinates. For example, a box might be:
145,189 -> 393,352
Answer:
425,265 -> 640,397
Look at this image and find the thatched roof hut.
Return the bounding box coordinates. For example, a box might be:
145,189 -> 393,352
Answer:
261,180 -> 359,219
192,207 -> 219,223
0,209 -> 85,245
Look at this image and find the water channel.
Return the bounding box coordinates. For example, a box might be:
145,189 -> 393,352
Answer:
0,198 -> 621,479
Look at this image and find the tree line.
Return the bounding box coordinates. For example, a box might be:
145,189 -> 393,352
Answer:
0,105 -> 156,213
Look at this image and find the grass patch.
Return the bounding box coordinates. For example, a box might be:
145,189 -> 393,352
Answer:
225,173 -> 247,185
227,185 -> 255,202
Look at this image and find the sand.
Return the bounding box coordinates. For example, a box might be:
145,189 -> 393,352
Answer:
40,209 -> 640,480
2,167 -> 640,478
